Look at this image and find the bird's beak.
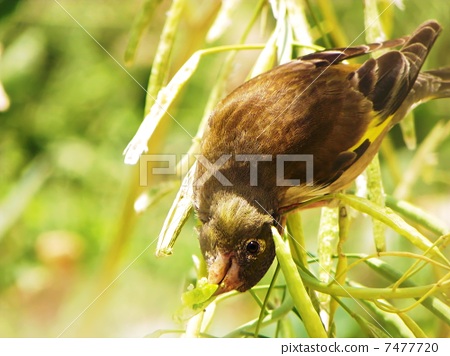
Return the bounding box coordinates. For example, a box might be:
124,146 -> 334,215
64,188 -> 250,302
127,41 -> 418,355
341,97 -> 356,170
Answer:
207,252 -> 243,295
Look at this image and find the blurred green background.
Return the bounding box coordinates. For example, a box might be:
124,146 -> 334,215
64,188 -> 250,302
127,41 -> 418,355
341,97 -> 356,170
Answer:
0,0 -> 449,337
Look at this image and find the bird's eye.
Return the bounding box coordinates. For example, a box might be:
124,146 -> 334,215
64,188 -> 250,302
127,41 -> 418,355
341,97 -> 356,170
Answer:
246,240 -> 260,255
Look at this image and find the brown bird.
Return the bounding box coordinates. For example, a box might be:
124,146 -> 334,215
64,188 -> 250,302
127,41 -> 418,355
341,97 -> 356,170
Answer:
193,20 -> 450,295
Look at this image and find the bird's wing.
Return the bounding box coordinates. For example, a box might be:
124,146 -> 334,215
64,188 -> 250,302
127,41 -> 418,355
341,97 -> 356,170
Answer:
300,20 -> 442,120
278,21 -> 443,212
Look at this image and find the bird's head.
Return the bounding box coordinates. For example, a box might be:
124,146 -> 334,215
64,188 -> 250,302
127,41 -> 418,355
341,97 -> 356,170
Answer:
198,191 -> 276,295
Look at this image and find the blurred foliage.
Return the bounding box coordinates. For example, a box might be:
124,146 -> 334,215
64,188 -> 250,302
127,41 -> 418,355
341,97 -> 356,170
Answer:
0,0 -> 449,337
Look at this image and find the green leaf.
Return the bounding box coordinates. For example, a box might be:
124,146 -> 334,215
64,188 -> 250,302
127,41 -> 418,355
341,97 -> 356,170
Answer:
174,278 -> 218,322
272,227 -> 328,338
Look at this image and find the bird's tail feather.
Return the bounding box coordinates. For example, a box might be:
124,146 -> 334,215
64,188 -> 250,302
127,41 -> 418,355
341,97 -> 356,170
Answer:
393,66 -> 450,123
422,67 -> 450,99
